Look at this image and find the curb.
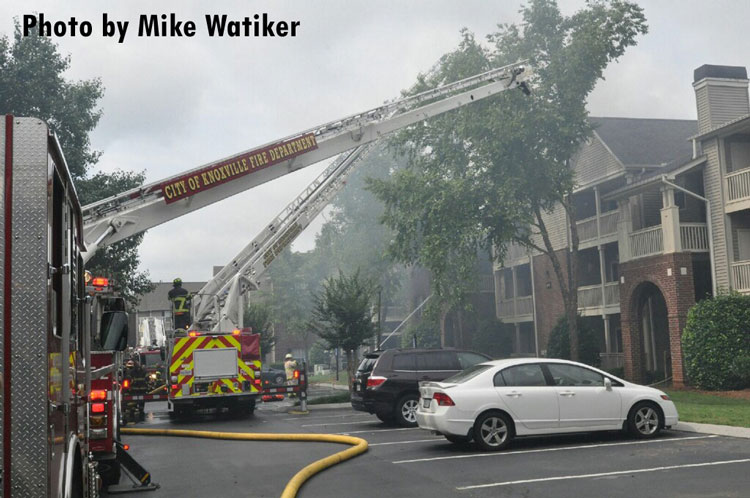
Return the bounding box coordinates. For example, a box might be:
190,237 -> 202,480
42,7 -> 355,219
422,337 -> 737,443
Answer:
675,421 -> 750,439
290,402 -> 351,412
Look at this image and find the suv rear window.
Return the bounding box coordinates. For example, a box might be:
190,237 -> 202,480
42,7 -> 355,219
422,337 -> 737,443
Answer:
357,356 -> 379,373
392,353 -> 416,371
417,351 -> 460,371
457,352 -> 490,369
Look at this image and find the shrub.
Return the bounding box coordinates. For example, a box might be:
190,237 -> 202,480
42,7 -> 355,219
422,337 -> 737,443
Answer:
546,314 -> 601,367
682,292 -> 750,390
471,319 -> 514,358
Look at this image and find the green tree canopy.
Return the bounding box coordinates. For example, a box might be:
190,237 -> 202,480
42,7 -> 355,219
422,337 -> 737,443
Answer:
243,298 -> 276,357
310,270 -> 375,387
0,23 -> 153,304
368,0 -> 647,357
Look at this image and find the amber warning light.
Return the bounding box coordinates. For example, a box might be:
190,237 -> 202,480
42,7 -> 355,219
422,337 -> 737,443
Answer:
92,277 -> 108,288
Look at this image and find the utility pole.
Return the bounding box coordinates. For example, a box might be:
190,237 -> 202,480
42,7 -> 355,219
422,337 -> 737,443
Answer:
376,287 -> 382,349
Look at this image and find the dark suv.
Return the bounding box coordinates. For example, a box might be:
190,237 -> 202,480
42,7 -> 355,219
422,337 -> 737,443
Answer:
351,348 -> 491,426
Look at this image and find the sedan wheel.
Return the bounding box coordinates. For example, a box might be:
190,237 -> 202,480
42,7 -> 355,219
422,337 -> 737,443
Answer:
628,402 -> 662,438
473,412 -> 513,451
395,394 -> 419,427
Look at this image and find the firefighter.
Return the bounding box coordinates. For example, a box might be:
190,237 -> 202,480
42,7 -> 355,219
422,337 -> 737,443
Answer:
284,353 -> 298,398
124,358 -> 148,422
168,277 -> 191,330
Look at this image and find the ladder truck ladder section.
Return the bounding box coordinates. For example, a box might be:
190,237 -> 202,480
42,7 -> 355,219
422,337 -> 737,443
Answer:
81,62 -> 530,262
195,143 -> 372,330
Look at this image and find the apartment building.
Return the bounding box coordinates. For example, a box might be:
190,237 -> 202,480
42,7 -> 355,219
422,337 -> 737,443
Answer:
495,64 -> 750,388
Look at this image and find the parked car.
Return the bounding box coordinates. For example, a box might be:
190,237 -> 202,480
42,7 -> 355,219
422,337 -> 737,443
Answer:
416,358 -> 679,451
261,365 -> 287,387
351,348 -> 492,427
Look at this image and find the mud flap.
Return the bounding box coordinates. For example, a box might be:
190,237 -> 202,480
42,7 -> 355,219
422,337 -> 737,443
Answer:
105,441 -> 160,493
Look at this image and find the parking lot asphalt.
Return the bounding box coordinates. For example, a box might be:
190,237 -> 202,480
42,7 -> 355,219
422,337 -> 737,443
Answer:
119,403 -> 750,498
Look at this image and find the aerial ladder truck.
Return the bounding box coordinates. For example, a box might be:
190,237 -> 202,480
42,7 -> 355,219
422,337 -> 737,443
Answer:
0,62 -> 530,497
80,61 -> 531,418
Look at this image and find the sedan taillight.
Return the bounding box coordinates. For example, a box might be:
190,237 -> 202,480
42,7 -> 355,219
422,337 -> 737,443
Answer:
433,392 -> 455,406
366,376 -> 387,389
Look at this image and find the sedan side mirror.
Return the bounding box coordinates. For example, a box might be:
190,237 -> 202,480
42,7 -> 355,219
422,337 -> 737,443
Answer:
604,377 -> 612,391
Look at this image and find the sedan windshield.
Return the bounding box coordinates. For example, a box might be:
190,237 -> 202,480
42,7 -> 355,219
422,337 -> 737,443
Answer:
443,364 -> 492,384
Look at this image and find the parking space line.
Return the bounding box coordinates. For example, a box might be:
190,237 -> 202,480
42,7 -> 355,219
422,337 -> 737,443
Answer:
456,458 -> 750,490
393,435 -> 717,464
302,421 -> 378,427
283,414 -> 372,421
340,427 -> 421,435
369,438 -> 444,447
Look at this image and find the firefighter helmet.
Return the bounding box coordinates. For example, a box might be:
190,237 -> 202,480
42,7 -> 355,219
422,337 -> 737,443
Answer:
173,278 -> 182,287
285,353 -> 293,359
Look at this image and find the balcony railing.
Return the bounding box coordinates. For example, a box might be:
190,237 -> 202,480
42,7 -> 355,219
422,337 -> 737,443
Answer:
732,260 -> 750,292
599,353 -> 624,370
577,282 -> 620,310
479,274 -> 495,293
727,167 -> 750,202
497,295 -> 534,319
630,226 -> 663,259
576,211 -> 619,243
680,223 -> 709,252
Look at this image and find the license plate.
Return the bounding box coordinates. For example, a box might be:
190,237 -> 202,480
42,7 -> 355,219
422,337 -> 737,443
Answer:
422,398 -> 431,409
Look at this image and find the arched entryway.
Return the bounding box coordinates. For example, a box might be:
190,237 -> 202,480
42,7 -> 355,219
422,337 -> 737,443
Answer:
634,282 -> 670,383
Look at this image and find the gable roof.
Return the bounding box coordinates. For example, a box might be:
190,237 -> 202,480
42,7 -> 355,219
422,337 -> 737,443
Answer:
590,117 -> 698,168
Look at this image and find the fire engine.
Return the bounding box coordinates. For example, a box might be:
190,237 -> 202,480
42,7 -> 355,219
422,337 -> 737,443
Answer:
0,61 -> 529,496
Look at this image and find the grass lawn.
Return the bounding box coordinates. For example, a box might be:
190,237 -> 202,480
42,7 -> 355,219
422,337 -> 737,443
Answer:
665,389 -> 750,428
308,371 -> 349,386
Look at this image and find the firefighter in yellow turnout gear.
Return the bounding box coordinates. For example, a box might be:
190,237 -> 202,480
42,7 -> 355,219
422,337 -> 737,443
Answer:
284,353 -> 298,397
168,278 -> 191,330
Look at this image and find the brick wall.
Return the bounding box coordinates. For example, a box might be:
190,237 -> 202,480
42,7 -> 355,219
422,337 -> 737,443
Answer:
619,252 -> 696,387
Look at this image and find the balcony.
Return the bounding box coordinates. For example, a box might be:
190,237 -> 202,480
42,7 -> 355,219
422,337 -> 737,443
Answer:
732,261 -> 750,292
577,210 -> 619,245
727,167 -> 750,204
629,226 -> 663,259
680,223 -> 709,252
577,282 -> 620,315
497,295 -> 534,322
478,274 -> 495,293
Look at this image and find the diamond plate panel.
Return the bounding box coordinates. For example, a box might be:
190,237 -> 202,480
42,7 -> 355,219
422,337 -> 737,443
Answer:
0,115 -> 5,487
10,118 -> 49,497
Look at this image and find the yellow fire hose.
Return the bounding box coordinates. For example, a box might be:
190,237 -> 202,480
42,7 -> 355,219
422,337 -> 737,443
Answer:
121,427 -> 368,498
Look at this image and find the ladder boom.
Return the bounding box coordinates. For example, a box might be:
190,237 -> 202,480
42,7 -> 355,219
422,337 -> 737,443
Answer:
81,62 -> 529,261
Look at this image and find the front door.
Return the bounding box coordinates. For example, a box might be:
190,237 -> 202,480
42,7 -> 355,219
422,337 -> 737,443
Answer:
545,363 -> 621,428
494,363 -> 558,431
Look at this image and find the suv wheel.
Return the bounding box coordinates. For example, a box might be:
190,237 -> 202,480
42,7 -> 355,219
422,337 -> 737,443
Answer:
394,394 -> 419,427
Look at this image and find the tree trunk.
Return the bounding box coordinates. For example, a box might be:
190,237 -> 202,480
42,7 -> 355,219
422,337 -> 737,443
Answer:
532,202 -> 581,361
439,308 -> 448,348
345,349 -> 355,391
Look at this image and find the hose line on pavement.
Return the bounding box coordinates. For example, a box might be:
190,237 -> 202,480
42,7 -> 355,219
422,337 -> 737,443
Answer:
120,427 -> 369,498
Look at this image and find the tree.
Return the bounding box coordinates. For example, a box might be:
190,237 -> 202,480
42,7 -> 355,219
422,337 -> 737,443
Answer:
369,0 -> 647,359
243,299 -> 276,358
0,23 -> 153,305
310,270 -> 375,389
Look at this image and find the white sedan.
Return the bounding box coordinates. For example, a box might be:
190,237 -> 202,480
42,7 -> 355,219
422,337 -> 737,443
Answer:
416,358 -> 678,451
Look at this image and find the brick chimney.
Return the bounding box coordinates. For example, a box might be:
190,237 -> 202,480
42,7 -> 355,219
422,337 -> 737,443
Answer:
693,64 -> 749,134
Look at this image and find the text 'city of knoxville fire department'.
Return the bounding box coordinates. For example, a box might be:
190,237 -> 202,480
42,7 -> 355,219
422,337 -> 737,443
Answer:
160,133 -> 318,204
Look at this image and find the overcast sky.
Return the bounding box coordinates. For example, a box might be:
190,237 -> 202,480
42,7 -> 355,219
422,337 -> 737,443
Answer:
3,1 -> 750,282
